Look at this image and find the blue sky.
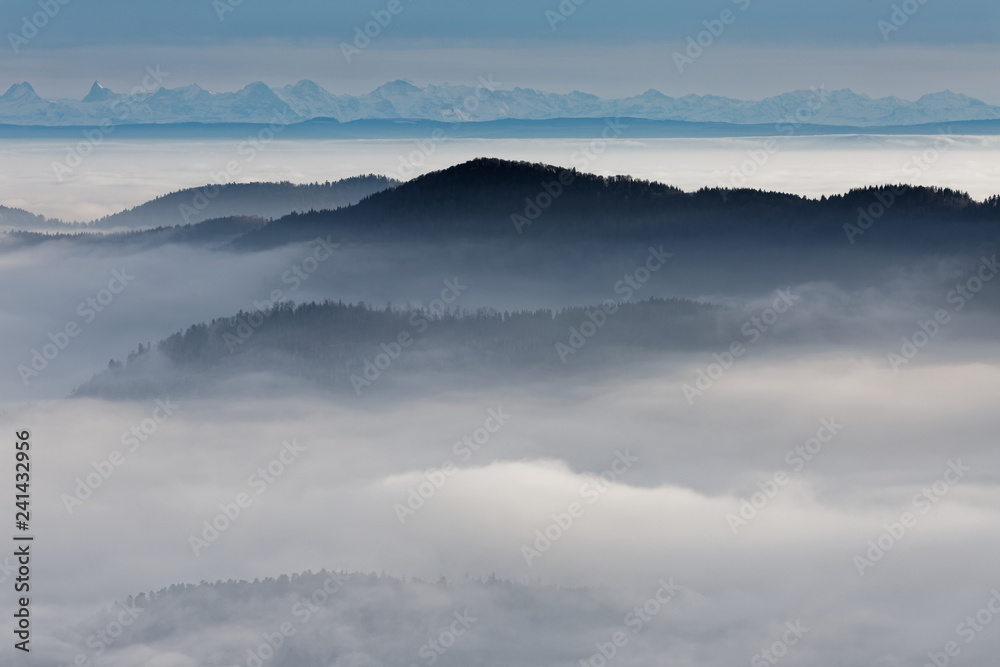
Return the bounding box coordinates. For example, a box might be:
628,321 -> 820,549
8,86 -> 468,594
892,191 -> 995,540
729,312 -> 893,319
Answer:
3,0 -> 999,100
3,0 -> 997,45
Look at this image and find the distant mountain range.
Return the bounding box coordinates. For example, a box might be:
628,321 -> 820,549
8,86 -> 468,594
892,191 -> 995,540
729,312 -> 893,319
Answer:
2,79 -> 1000,127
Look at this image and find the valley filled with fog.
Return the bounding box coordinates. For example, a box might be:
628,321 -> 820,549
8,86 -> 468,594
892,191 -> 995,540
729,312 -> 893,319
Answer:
4,0 -> 998,662
1,148 -> 998,666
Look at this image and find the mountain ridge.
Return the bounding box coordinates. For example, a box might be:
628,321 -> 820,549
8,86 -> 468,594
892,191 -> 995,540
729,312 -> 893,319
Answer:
233,158 -> 1000,249
3,80 -> 999,126
7,117 -> 1000,141
0,176 -> 399,230
5,159 -> 998,242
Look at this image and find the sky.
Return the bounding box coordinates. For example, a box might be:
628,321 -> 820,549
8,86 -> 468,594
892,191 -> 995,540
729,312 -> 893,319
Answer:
3,0 -> 1000,102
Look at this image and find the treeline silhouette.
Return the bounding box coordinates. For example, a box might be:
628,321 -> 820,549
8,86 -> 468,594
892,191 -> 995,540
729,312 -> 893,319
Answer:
237,158 -> 1000,249
4,215 -> 266,249
73,297 -> 725,399
89,175 -> 399,229
75,569 -> 618,667
0,204 -> 79,231
8,160 -> 998,249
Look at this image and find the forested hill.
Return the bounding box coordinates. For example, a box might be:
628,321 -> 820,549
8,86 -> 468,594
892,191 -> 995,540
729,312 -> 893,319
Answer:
72,297 -> 725,400
91,175 -> 399,229
67,570 -> 631,667
7,160 -> 997,248
3,215 -> 267,251
0,204 -> 79,231
239,158 -> 1000,249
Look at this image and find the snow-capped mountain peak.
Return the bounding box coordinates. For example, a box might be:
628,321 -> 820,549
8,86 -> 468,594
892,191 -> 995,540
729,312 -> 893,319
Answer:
2,82 -> 40,101
82,81 -> 117,103
1,80 -> 998,126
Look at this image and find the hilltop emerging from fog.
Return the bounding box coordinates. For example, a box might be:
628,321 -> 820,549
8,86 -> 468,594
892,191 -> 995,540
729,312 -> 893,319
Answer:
5,158 -> 998,247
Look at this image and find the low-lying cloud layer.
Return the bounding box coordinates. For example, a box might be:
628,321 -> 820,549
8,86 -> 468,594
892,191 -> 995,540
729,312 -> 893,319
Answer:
0,155 -> 997,665
4,135 -> 1000,221
2,349 -> 998,665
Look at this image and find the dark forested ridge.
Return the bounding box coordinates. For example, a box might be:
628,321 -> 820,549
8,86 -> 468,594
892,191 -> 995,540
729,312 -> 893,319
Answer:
237,158 -> 1000,249
0,175 -> 398,233
91,175 -> 400,229
3,215 -> 267,250
6,159 -> 997,249
0,204 -> 79,231
72,297 -> 726,400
